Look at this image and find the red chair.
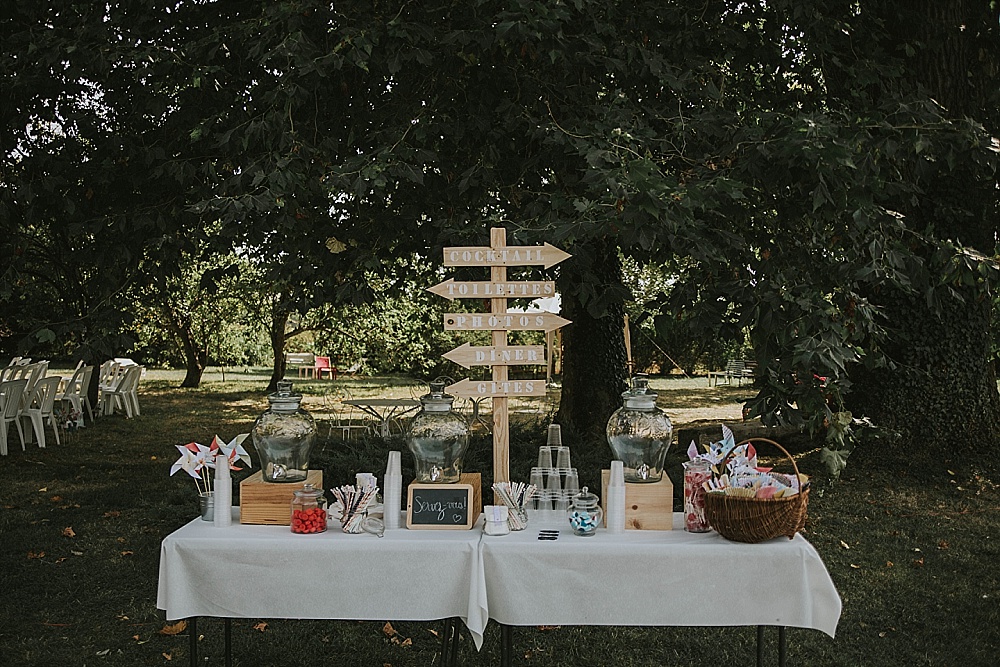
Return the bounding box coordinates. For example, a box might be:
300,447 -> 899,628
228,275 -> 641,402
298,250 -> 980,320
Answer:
314,356 -> 337,381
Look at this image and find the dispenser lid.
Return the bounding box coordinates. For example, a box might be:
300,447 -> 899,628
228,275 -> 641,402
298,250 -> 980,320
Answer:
420,380 -> 456,412
268,380 -> 303,410
621,374 -> 658,410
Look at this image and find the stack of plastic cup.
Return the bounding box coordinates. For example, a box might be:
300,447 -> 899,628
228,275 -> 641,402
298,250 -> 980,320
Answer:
606,460 -> 626,534
383,451 -> 402,530
526,425 -> 579,522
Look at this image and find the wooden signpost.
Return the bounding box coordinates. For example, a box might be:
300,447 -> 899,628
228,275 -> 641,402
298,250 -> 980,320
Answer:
428,227 -> 571,491
442,343 -> 546,368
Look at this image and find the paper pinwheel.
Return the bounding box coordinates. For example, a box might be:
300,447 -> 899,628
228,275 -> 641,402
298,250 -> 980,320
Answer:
169,434 -> 252,495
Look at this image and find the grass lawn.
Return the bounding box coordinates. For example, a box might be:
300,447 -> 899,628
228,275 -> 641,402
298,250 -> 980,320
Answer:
0,369 -> 997,666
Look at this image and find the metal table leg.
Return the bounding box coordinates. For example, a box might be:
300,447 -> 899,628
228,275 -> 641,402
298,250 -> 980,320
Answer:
756,626 -> 765,667
500,624 -> 513,667
440,618 -> 458,666
225,618 -> 232,667
451,618 -> 462,667
188,617 -> 197,667
778,626 -> 786,667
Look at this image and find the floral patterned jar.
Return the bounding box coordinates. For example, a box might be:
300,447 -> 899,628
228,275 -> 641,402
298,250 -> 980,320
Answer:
251,381 -> 317,483
683,459 -> 712,533
606,375 -> 673,483
406,381 -> 470,483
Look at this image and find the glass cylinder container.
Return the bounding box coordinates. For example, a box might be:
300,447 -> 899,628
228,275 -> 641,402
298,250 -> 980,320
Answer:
251,380 -> 317,483
567,486 -> 603,536
406,381 -> 470,483
683,459 -> 712,533
290,483 -> 327,534
606,375 -> 673,483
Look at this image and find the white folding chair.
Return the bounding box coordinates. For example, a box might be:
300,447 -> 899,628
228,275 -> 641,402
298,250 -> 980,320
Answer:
20,376 -> 61,449
57,364 -> 93,427
102,365 -> 141,418
0,379 -> 28,455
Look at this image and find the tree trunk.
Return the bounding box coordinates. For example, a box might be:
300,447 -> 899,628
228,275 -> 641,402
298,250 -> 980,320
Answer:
267,305 -> 290,393
555,238 -> 629,452
844,0 -> 1000,477
847,286 -> 1000,476
161,306 -> 206,388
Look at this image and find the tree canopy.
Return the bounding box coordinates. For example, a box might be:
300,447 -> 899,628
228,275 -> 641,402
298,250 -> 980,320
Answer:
3,0 -> 998,475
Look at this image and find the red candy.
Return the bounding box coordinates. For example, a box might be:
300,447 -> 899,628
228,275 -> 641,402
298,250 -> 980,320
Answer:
290,507 -> 327,534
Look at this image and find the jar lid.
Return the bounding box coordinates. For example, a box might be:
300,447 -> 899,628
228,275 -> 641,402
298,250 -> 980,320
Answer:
621,375 -> 658,410
572,486 -> 600,510
420,380 -> 456,413
293,483 -> 324,500
268,380 -> 303,411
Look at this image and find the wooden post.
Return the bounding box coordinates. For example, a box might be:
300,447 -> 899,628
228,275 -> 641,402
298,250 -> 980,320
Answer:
490,227 -> 510,489
434,229 -> 571,502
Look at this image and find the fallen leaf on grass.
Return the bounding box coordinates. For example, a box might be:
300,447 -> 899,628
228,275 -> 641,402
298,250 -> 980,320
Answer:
253,622 -> 268,632
55,557 -> 67,564
38,487 -> 47,492
886,561 -> 894,567
937,540 -> 950,550
50,496 -> 62,502
849,564 -> 860,569
120,550 -> 134,557
383,621 -> 397,637
912,558 -> 925,568
62,527 -> 76,538
71,550 -> 84,556
162,651 -> 172,661
104,511 -> 121,518
426,628 -> 439,637
158,620 -> 187,636
27,551 -> 45,559
839,540 -> 850,549
117,537 -> 127,544
537,625 -> 561,631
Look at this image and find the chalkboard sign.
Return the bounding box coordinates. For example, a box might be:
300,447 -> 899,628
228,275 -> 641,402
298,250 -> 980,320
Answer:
406,483 -> 475,530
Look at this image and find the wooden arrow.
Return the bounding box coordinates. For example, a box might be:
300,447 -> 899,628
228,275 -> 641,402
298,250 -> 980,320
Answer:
445,378 -> 548,398
443,312 -> 571,332
443,243 -> 571,269
443,343 -> 546,369
427,278 -> 557,301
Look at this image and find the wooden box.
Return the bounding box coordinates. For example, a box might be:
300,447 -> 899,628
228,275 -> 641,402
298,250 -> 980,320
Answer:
403,472 -> 482,530
240,470 -> 323,525
601,469 -> 673,531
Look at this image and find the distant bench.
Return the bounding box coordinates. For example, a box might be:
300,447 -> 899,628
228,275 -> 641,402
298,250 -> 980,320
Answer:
707,359 -> 756,386
284,353 -> 315,379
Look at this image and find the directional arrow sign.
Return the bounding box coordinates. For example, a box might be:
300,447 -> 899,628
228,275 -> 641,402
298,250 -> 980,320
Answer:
427,278 -> 557,301
443,243 -> 571,269
443,343 -> 546,369
443,312 -> 571,332
446,378 -> 548,398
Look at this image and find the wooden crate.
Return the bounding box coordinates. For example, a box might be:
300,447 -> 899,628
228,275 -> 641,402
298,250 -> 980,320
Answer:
601,469 -> 673,531
240,470 -> 323,525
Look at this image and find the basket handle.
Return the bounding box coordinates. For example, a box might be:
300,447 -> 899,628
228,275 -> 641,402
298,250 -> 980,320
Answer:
729,437 -> 803,484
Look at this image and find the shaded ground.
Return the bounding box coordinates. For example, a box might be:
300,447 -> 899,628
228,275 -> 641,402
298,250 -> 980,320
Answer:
0,369 -> 997,666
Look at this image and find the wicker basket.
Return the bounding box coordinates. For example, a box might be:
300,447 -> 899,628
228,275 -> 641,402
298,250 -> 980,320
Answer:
704,438 -> 809,543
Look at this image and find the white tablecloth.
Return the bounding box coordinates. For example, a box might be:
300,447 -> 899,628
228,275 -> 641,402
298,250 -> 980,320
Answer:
157,509 -> 489,648
158,511 -> 840,652
480,513 -> 841,637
